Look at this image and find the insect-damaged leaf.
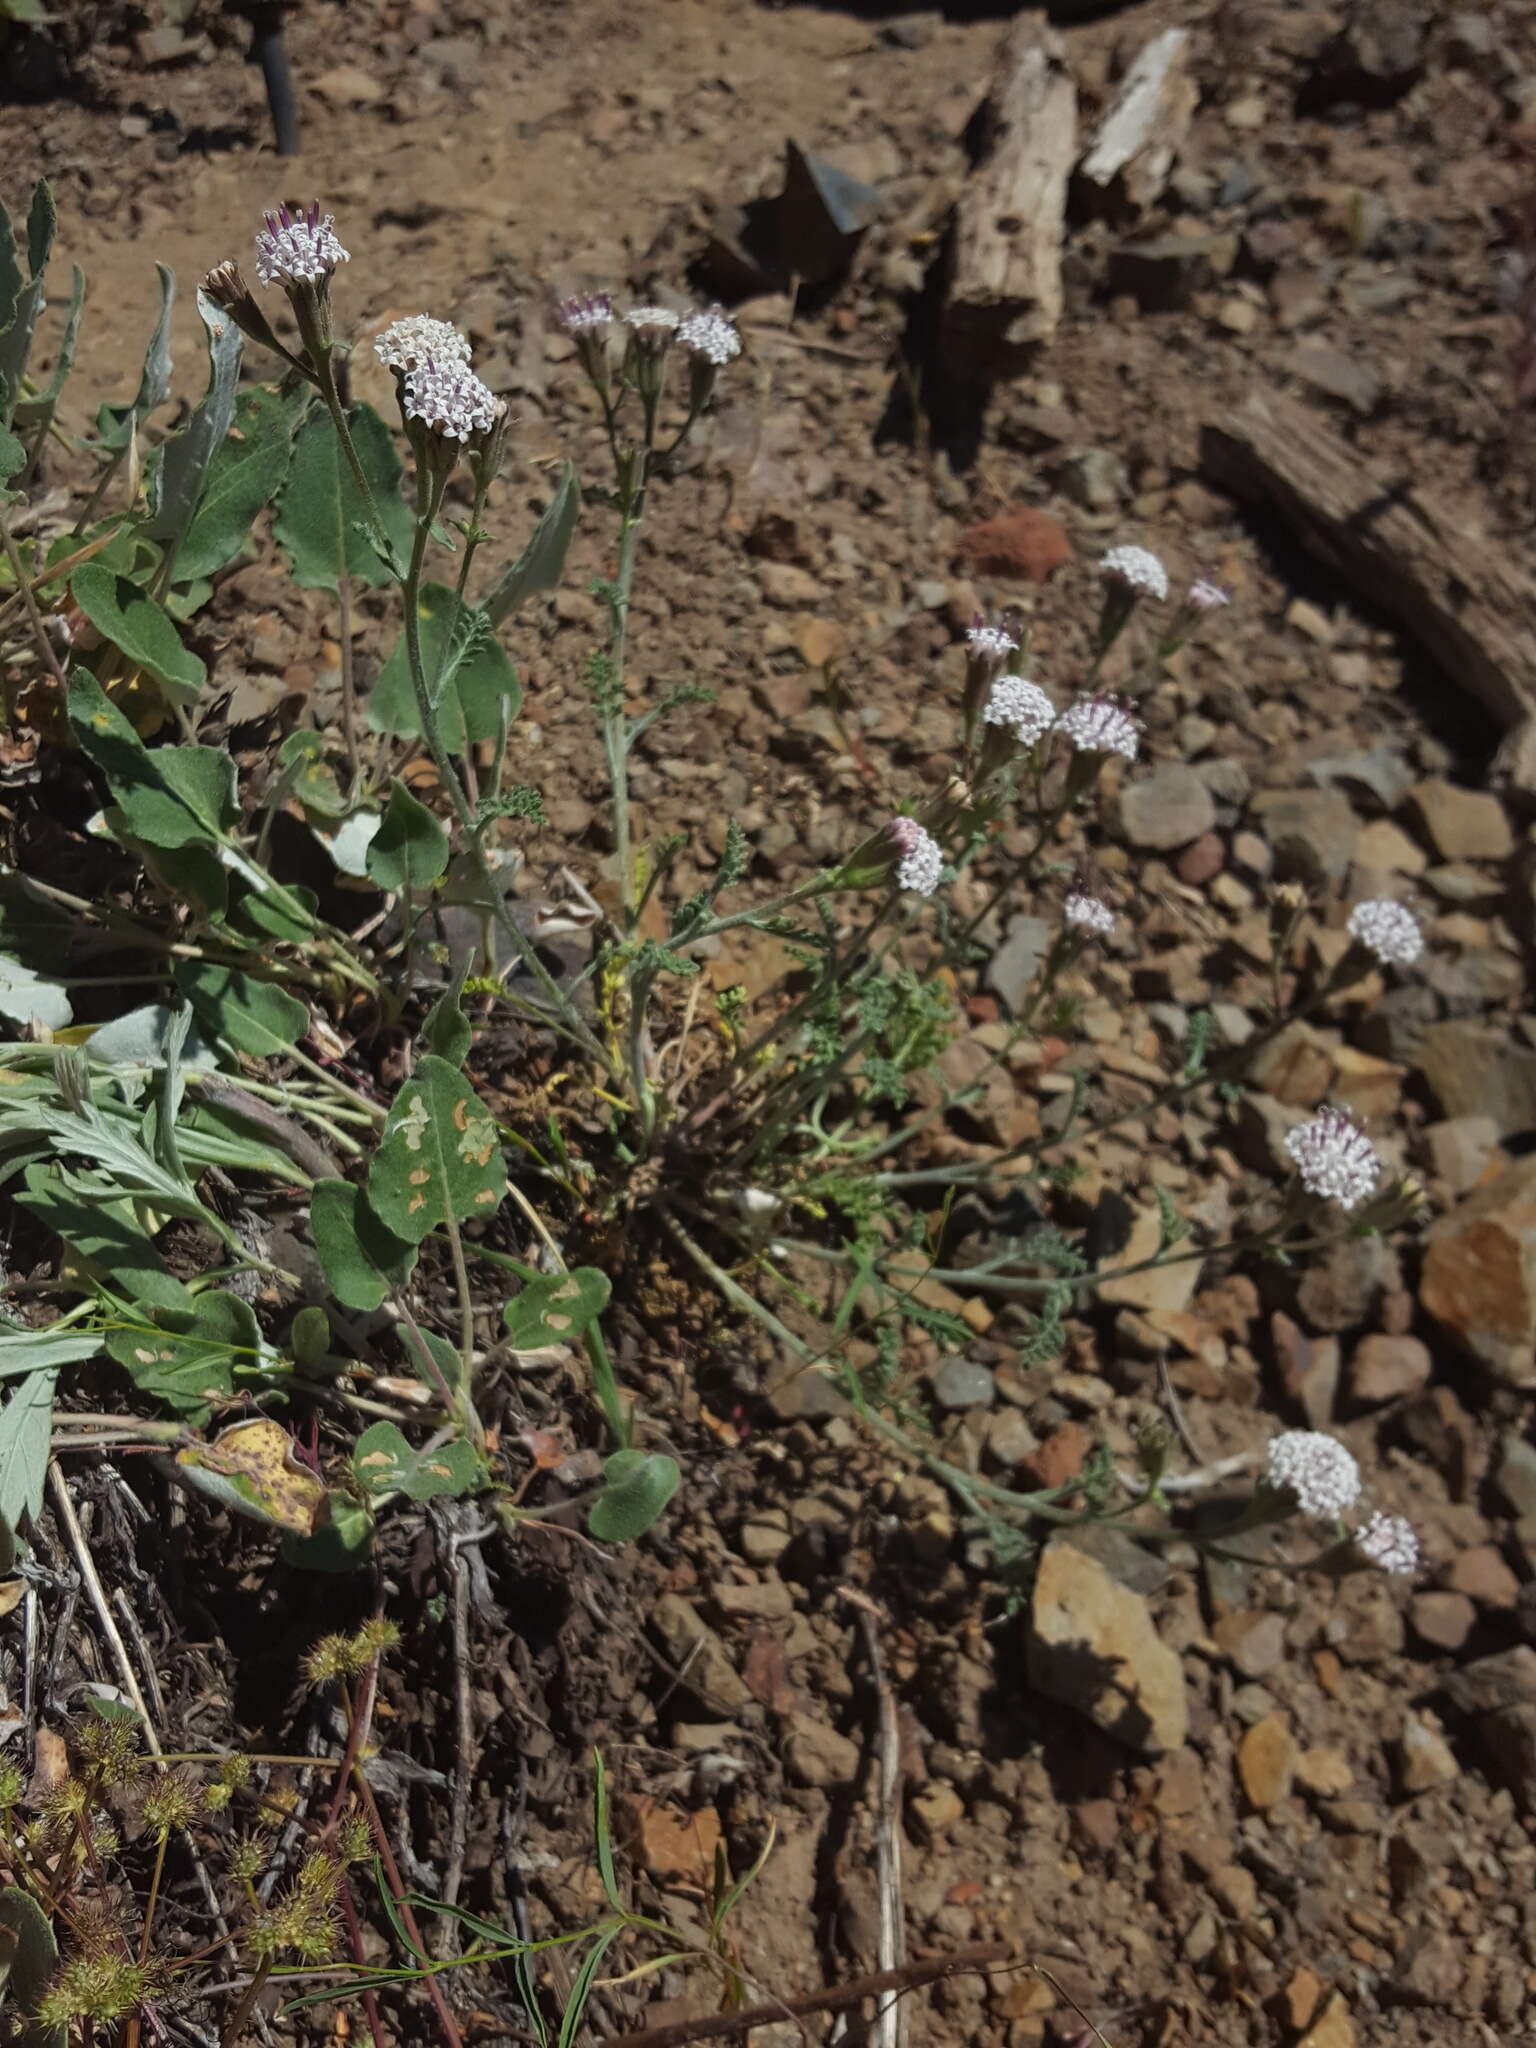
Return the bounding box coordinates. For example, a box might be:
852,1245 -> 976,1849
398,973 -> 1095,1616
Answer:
502,1268 -> 610,1350
352,1421 -> 480,1503
366,1055 -> 505,1247
175,1417 -> 325,1535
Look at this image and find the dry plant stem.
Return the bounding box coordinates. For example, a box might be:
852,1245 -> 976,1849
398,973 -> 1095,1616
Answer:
0,501 -> 68,689
220,1958 -> 274,2048
46,1463 -> 162,1750
854,1604 -> 905,2048
594,1946 -> 1009,2048
338,568 -> 360,795
438,1528 -> 475,1947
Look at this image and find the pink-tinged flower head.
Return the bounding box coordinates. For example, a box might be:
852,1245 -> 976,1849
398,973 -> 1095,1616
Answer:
1355,1511 -> 1420,1576
556,292 -> 614,336
1347,899 -> 1423,968
1265,1430 -> 1361,1519
374,316 -> 472,374
1283,1106 -> 1381,1212
1058,694 -> 1140,762
1064,891 -> 1115,936
888,817 -> 943,897
1189,579 -> 1230,611
255,203 -> 349,288
966,618 -> 1018,664
403,357 -> 497,442
678,305 -> 741,366
984,674 -> 1055,747
1099,544 -> 1168,601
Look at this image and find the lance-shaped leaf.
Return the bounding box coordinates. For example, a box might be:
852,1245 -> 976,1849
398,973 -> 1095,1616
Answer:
0,1367 -> 59,1537
17,1163 -> 191,1313
422,957 -> 472,1068
503,1268 -> 610,1350
175,961 -> 308,1061
310,1178 -> 417,1311
0,182 -> 56,428
70,564 -> 206,710
11,260 -> 84,433
274,401 -> 411,591
69,670 -> 236,853
368,587 -> 522,754
352,1421 -> 481,1503
483,462 -> 581,624
96,261 -> 174,450
144,288 -> 244,581
177,382 -> 303,585
366,779 -> 449,894
367,1054 -> 505,1246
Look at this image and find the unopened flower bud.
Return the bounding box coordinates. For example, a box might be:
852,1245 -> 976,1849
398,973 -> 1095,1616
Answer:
557,292 -> 616,390
203,259 -> 289,360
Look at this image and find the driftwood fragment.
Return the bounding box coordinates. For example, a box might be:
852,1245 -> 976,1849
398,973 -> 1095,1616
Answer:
1076,27 -> 1197,216
940,12 -> 1076,379
1201,392 -> 1536,755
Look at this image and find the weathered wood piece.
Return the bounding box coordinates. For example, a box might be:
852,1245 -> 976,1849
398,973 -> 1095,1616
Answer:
941,12 -> 1076,377
1202,392 -> 1536,746
1076,27 -> 1196,215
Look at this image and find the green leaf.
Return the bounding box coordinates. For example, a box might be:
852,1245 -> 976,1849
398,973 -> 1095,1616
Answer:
0,1368 -> 57,1536
274,402 -> 411,592
87,1004 -> 218,1073
368,587 -> 522,754
367,1055 -> 505,1247
276,727 -> 348,823
591,1752 -> 624,1913
228,883 -> 320,946
290,1304 -> 329,1368
587,1449 -> 680,1544
17,1163 -> 190,1312
366,780 -> 449,895
503,1268 -> 610,1350
104,1290 -> 260,1422
280,1492 -> 375,1573
144,288 -> 244,581
0,1318 -> 104,1379
0,429 -> 22,481
0,1887 -> 64,2048
177,383 -> 303,585
0,183 -> 55,430
352,1421 -> 481,1503
422,958 -> 472,1068
309,1179 -> 416,1312
0,956 -> 70,1032
483,463 -> 581,625
96,262 -> 174,449
68,670 -> 233,856
70,565 -> 206,710
175,961 -> 308,1059
12,261 -> 83,426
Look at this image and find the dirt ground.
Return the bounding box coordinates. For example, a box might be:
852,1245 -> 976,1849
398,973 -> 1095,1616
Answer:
8,0 -> 1536,2043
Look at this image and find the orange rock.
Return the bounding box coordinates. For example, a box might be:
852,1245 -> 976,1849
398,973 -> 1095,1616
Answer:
956,504 -> 1072,583
1238,1710 -> 1297,1809
620,1797 -> 723,1887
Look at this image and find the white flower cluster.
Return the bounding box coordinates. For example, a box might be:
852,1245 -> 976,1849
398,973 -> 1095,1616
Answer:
1265,1430 -> 1361,1519
888,817 -> 942,897
1264,1432 -> 1422,1575
403,355 -> 497,442
374,315 -> 473,374
1099,544 -> 1168,601
1057,694 -> 1141,762
678,305 -> 742,366
1355,1511 -> 1420,1576
255,204 -> 349,288
1347,898 -> 1423,968
1283,1106 -> 1381,1212
625,304 -> 681,333
1188,579 -> 1229,612
556,293 -> 614,336
984,674 -> 1055,746
1064,891 -> 1115,936
966,620 -> 1018,664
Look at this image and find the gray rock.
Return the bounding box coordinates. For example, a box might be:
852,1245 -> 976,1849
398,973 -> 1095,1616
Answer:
1417,1022 -> 1536,1138
1060,448 -> 1126,511
1250,788 -> 1359,886
651,1595 -> 750,1713
1297,1234 -> 1395,1334
1405,780 -> 1515,863
986,914 -> 1051,1010
931,1357 -> 996,1411
1194,756 -> 1251,808
1288,340 -> 1381,416
1027,1538 -> 1187,1752
1305,745 -> 1413,809
1495,1434 -> 1536,1520
1120,764 -> 1218,851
